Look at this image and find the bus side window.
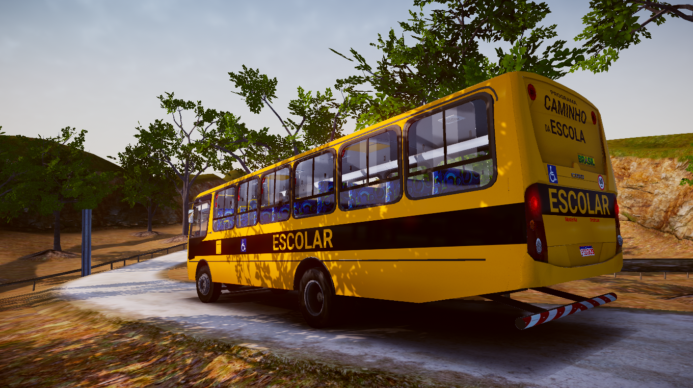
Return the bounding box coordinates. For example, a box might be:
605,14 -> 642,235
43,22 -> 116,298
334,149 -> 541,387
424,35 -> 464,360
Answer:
212,186 -> 236,232
406,99 -> 493,198
340,130 -> 401,210
260,166 -> 291,224
236,179 -> 259,228
293,152 -> 335,218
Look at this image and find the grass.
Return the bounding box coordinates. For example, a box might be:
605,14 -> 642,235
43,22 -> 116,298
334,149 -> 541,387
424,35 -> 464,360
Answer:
606,133 -> 693,161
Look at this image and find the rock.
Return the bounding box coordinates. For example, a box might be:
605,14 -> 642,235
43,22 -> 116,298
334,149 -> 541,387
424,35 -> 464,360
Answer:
611,156 -> 693,241
19,249 -> 80,261
619,214 -> 628,221
161,235 -> 188,244
131,231 -> 160,238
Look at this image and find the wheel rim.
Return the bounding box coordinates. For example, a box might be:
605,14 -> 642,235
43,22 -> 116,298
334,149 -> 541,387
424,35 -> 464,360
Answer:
198,273 -> 210,296
304,280 -> 324,316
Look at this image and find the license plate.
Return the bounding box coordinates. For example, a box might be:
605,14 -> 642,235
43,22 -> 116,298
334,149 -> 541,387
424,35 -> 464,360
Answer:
579,245 -> 595,257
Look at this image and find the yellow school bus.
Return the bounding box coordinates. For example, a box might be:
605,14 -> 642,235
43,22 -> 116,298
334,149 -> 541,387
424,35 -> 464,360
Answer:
187,71 -> 622,329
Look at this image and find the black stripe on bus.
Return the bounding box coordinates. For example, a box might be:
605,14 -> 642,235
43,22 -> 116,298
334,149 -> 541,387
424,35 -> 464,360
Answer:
189,202 -> 526,259
191,259 -> 485,263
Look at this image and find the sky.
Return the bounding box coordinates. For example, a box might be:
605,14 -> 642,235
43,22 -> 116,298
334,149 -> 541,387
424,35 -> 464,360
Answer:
1,0 -> 692,176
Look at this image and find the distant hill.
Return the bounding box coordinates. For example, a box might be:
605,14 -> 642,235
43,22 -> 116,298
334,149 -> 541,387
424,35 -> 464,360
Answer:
0,135 -> 124,173
607,133 -> 693,161
1,135 -> 227,231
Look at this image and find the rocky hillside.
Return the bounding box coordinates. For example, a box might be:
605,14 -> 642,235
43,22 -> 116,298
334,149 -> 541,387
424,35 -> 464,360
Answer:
608,134 -> 693,241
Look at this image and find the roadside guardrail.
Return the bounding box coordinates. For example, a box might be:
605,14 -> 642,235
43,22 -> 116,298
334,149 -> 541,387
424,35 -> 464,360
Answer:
0,243 -> 187,291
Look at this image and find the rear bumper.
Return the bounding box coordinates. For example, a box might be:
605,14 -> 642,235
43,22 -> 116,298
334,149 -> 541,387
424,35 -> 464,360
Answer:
523,251 -> 623,288
515,292 -> 617,329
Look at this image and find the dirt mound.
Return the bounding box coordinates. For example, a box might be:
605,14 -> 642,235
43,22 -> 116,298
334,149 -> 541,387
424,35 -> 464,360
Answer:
160,235 -> 188,244
19,250 -> 81,261
131,231 -> 160,238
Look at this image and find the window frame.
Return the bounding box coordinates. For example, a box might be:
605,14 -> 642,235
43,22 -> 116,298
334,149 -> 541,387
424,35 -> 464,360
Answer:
403,93 -> 497,201
337,125 -> 403,211
291,148 -> 337,219
212,185 -> 236,232
259,164 -> 293,224
235,176 -> 260,228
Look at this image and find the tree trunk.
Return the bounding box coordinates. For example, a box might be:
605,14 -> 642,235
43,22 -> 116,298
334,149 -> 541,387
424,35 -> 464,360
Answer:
147,198 -> 153,233
53,210 -> 61,251
181,187 -> 189,236
146,198 -> 158,233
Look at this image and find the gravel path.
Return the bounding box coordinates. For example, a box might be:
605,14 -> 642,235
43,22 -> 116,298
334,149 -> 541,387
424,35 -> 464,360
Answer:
58,252 -> 693,388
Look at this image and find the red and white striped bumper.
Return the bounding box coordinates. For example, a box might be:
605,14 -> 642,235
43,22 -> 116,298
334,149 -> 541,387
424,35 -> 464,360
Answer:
515,292 -> 618,330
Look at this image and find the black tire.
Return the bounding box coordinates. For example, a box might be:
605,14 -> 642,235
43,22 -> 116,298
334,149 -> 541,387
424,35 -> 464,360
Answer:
298,268 -> 337,328
196,266 -> 222,303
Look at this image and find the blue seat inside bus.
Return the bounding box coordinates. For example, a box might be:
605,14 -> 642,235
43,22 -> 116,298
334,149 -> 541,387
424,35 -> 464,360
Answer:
433,168 -> 481,194
294,180 -> 334,217
342,181 -> 400,209
407,175 -> 433,197
260,203 -> 291,224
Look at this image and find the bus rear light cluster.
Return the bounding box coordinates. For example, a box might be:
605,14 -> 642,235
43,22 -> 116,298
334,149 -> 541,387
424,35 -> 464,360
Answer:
527,84 -> 537,101
591,111 -> 597,125
615,198 -> 623,254
525,184 -> 547,262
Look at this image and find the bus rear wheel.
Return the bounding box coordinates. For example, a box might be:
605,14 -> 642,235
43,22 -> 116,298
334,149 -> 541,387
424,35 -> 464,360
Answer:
196,266 -> 221,303
299,268 -> 336,328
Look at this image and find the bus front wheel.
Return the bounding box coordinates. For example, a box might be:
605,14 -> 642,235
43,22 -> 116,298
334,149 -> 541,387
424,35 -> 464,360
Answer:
299,268 -> 336,328
196,266 -> 222,303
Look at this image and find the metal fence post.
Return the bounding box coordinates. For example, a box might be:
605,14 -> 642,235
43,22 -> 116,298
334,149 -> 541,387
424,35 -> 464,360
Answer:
81,209 -> 92,277
33,280 -> 36,291
111,262 -> 113,270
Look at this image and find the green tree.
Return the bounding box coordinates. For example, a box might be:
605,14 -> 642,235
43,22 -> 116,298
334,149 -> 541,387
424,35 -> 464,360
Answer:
227,66 -> 348,159
573,1 -> 693,73
331,0 -> 587,129
0,127 -> 29,219
212,112 -> 287,174
111,143 -> 176,234
136,94 -> 235,236
0,127 -> 116,251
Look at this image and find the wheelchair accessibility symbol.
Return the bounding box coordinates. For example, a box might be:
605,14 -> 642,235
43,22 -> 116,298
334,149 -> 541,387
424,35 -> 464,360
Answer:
240,238 -> 247,253
547,164 -> 558,184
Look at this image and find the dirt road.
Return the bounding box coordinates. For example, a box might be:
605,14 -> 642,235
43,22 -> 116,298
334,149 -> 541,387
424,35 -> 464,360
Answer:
58,252 -> 693,388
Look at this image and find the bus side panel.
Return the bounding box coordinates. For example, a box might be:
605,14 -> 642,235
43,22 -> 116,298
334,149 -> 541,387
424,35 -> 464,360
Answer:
242,252 -> 299,290
321,247 -> 621,303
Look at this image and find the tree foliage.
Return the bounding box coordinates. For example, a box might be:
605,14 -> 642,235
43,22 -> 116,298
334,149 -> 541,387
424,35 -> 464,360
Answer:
111,143 -> 177,233
332,0 -> 587,129
0,127 -> 116,250
135,93 -> 237,235
573,1 -> 693,73
227,66 -> 348,160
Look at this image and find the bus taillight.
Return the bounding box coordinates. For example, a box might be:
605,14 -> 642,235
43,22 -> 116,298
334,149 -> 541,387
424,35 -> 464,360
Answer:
615,199 -> 623,254
525,184 -> 547,262
591,111 -> 597,125
527,84 -> 536,101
